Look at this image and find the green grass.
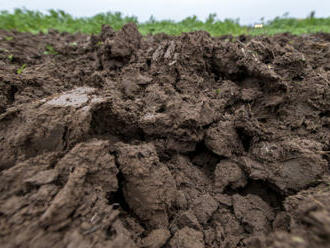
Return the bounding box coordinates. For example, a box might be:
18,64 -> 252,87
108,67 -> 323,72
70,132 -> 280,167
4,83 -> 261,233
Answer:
0,9 -> 329,36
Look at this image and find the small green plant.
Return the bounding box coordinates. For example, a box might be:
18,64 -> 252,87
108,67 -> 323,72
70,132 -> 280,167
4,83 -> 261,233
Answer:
4,36 -> 13,41
8,54 -> 13,61
215,88 -> 221,94
17,64 -> 26,74
69,42 -> 77,46
43,44 -> 58,55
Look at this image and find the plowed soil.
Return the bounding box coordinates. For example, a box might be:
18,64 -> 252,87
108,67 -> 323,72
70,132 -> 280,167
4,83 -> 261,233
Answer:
1,24 -> 330,248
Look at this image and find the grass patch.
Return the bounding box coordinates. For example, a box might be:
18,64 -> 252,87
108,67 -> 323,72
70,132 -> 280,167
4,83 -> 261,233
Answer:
0,9 -> 329,36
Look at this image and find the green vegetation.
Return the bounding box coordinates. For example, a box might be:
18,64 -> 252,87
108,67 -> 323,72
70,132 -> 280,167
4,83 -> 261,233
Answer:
4,36 -> 13,41
0,9 -> 329,36
43,44 -> 58,55
7,54 -> 13,61
16,64 -> 26,74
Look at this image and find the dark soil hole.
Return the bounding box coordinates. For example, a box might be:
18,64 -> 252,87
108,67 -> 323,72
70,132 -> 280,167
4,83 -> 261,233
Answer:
292,74 -> 304,81
106,226 -> 117,239
156,104 -> 166,113
242,179 -> 285,210
223,178 -> 285,211
319,110 -> 330,118
258,117 -> 268,124
234,67 -> 250,83
146,58 -> 151,68
220,65 -> 250,84
174,67 -> 181,84
236,127 -> 253,152
158,150 -> 172,163
8,85 -> 18,103
242,223 -> 254,234
90,105 -> 145,142
189,141 -> 222,176
209,59 -> 222,81
238,35 -> 248,42
107,172 -> 130,212
262,54 -> 274,64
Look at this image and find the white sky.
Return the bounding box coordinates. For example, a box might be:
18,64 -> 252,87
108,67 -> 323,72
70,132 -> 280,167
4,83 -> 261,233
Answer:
0,0 -> 329,25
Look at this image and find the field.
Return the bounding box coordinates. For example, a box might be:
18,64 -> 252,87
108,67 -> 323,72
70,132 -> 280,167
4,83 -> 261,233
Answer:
0,9 -> 330,248
1,9 -> 330,36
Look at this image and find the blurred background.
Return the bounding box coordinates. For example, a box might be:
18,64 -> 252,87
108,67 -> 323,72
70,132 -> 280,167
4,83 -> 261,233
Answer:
1,0 -> 329,25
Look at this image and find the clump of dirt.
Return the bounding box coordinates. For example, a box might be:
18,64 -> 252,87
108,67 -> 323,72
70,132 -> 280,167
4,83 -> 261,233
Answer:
0,25 -> 330,248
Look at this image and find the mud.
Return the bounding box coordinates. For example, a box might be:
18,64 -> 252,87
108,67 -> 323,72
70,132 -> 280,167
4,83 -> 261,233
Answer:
0,25 -> 330,247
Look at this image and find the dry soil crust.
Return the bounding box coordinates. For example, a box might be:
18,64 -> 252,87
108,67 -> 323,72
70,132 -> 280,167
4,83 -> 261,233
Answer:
0,24 -> 330,248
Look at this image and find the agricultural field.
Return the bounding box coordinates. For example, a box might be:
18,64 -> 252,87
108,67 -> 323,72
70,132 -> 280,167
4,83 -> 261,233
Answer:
1,9 -> 330,35
0,9 -> 330,248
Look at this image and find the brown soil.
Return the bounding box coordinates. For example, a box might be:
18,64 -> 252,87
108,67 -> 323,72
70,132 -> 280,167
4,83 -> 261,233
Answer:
0,25 -> 330,248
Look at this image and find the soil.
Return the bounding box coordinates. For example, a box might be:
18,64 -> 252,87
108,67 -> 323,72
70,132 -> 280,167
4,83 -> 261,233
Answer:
0,24 -> 330,248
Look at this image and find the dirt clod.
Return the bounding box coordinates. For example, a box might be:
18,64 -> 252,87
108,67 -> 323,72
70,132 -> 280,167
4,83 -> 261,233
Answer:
0,27 -> 330,247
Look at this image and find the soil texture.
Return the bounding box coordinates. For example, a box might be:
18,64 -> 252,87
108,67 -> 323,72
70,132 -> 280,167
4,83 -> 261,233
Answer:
1,25 -> 330,248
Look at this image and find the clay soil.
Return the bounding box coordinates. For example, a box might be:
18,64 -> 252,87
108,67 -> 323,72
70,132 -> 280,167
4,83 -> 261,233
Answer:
1,24 -> 330,248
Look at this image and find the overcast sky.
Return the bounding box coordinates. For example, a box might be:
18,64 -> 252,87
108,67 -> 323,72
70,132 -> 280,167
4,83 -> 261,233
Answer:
1,0 -> 329,25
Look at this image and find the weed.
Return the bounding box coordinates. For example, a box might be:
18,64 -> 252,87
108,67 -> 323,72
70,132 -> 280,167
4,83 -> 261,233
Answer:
215,88 -> 221,95
17,64 -> 26,74
4,36 -> 13,41
69,42 -> 77,46
8,54 -> 13,61
43,44 -> 57,55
